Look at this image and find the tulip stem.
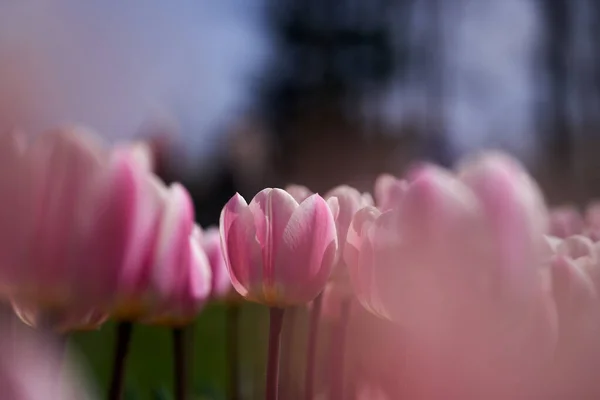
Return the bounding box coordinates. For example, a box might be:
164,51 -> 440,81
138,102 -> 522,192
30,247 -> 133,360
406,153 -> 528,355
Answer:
108,321 -> 133,400
304,293 -> 323,400
227,304 -> 241,400
266,307 -> 285,400
281,307 -> 298,398
173,325 -> 194,400
329,299 -> 351,400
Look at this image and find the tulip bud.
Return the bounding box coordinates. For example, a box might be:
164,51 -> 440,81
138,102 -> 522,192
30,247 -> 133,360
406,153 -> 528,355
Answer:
220,188 -> 338,306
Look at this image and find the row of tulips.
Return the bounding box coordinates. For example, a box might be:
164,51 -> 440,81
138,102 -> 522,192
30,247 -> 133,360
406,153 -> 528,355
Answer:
3,127 -> 600,399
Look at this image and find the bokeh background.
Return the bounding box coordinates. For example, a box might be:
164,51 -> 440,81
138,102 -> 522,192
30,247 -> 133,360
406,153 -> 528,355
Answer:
0,0 -> 599,398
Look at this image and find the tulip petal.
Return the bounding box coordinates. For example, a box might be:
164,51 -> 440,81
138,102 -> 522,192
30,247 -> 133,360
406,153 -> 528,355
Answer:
459,153 -> 548,301
202,226 -> 231,298
249,188 -> 298,289
151,183 -> 195,298
26,129 -> 106,303
223,197 -> 263,299
275,193 -> 337,304
219,193 -> 248,272
285,184 -> 313,203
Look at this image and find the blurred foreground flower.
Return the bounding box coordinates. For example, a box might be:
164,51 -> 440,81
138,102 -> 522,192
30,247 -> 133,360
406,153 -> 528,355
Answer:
548,201 -> 600,241
345,152 -> 556,397
0,325 -> 96,399
544,235 -> 600,398
0,129 -> 212,331
0,128 -> 134,328
220,188 -> 338,306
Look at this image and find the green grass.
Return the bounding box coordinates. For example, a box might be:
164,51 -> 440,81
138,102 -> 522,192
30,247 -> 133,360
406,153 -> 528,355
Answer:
69,303 -> 268,399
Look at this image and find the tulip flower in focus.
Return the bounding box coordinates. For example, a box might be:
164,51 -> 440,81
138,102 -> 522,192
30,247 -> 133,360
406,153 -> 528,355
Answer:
287,184 -> 373,295
345,152 -> 556,397
220,188 -> 338,306
0,325 -> 96,399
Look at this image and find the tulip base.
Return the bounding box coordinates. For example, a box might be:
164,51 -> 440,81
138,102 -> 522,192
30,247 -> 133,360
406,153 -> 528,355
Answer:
266,307 -> 285,400
304,293 -> 323,400
108,321 -> 133,400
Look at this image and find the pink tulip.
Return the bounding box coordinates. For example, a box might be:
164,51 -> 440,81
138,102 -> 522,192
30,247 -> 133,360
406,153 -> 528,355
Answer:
141,236 -> 212,326
220,188 -> 338,306
373,173 -> 407,211
0,129 -> 139,317
111,172 -> 206,323
549,205 -> 584,238
544,236 -> 600,398
285,184 -> 313,203
122,140 -> 155,172
322,185 -> 373,295
194,226 -> 232,300
346,152 -> 556,397
0,128 -> 208,327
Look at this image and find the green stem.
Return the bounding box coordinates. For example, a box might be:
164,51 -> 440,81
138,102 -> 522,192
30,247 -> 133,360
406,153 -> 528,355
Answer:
329,299 -> 351,400
266,307 -> 285,400
281,307 -> 298,399
173,325 -> 194,400
227,304 -> 241,400
304,293 -> 323,400
108,321 -> 133,400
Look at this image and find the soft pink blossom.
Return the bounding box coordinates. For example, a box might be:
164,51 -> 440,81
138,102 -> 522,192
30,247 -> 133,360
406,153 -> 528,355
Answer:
141,236 -> 212,326
373,173 -> 407,211
219,188 -> 338,306
285,184 -> 313,203
0,129 -> 138,317
346,152 -> 556,397
0,128 -> 209,326
549,205 -> 584,239
543,235 -> 600,398
110,171 -> 206,323
193,225 -> 232,300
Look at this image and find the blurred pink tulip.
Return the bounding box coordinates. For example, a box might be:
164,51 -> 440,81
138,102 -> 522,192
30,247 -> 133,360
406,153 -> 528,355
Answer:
195,226 -> 233,300
549,205 -> 584,239
0,128 -> 139,319
122,141 -> 155,172
373,173 -> 407,211
285,184 -> 313,203
141,236 -> 212,326
220,188 -> 338,306
324,185 -> 373,295
0,325 -> 97,399
346,152 -> 556,397
111,173 -> 207,323
0,128 -> 208,326
544,236 -> 600,398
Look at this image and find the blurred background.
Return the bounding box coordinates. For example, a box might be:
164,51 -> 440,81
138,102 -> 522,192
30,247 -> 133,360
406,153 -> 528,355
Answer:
1,0 -> 599,398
